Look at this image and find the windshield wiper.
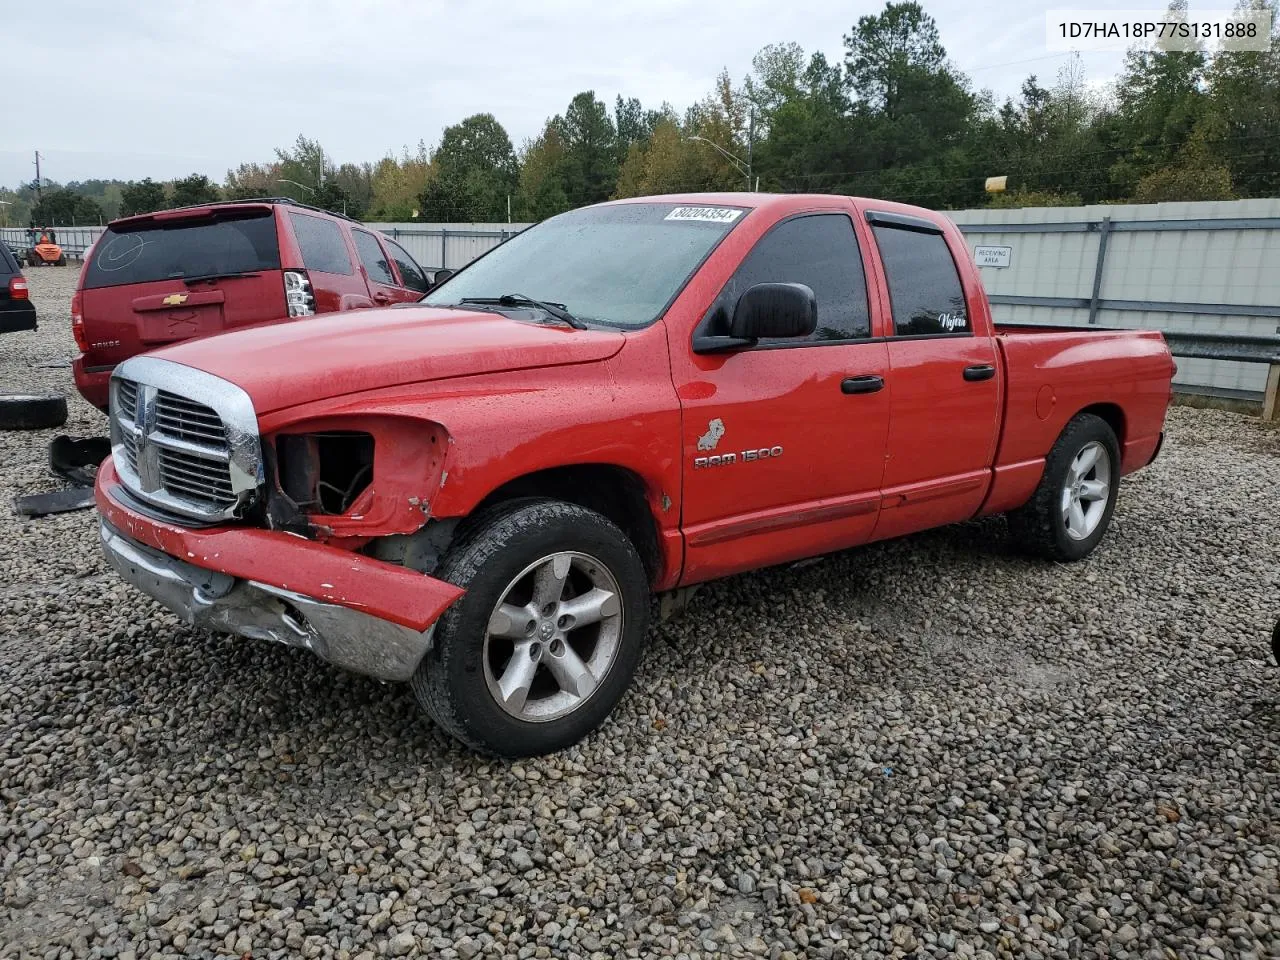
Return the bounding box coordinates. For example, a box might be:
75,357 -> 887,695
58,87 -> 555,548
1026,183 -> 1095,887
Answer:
178,271 -> 262,286
460,294 -> 587,329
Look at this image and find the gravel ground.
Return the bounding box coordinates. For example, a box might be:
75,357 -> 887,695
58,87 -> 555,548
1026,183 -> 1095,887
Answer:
1,266 -> 1278,960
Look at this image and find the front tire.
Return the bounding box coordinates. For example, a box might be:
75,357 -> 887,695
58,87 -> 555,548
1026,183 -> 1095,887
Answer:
412,499 -> 650,757
1008,413 -> 1120,562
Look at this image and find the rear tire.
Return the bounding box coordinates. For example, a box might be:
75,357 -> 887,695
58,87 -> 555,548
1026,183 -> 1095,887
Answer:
1008,413 -> 1120,562
0,393 -> 69,430
56,255 -> 66,266
411,498 -> 650,757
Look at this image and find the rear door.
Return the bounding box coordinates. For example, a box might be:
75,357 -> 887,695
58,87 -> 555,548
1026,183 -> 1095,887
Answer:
78,206 -> 287,369
351,228 -> 416,306
383,238 -> 431,299
863,210 -> 1001,541
286,212 -> 371,312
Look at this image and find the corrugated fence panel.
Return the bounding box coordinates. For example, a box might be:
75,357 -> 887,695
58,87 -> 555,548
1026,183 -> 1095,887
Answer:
950,198 -> 1280,400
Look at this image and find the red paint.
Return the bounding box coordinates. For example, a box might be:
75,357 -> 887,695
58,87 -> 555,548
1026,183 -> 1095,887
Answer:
72,202 -> 429,411
107,192 -> 1175,626
96,460 -> 463,630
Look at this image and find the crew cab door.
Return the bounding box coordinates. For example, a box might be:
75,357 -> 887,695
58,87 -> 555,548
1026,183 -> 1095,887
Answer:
286,211 -> 372,312
863,210 -> 1001,541
351,228 -> 414,306
672,210 -> 891,584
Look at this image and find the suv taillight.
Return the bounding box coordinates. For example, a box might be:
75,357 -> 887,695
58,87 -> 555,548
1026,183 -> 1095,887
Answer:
9,276 -> 28,300
284,270 -> 315,317
71,291 -> 88,351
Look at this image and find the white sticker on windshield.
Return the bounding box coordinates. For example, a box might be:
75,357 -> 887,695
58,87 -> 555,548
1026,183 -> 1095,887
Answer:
665,206 -> 743,224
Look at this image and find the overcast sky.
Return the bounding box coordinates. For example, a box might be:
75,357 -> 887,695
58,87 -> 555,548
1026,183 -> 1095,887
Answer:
5,0 -> 1144,189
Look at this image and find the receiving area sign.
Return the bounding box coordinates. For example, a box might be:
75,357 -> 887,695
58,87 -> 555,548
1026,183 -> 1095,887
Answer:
974,244 -> 1013,268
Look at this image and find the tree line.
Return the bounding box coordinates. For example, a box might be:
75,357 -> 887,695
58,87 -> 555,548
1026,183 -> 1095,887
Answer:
4,1 -> 1276,229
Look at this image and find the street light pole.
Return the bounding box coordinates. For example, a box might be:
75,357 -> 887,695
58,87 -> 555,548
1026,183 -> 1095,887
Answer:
275,178 -> 316,199
689,136 -> 752,191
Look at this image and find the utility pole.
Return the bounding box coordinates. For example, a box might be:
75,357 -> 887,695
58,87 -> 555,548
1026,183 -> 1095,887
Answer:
34,150 -> 43,202
746,109 -> 754,193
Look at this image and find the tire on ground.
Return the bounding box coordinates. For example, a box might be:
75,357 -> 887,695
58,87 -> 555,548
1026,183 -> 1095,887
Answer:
411,498 -> 650,757
1008,412 -> 1121,562
0,394 -> 69,430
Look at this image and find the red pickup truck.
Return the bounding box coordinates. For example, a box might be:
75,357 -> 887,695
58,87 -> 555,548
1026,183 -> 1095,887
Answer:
95,193 -> 1174,756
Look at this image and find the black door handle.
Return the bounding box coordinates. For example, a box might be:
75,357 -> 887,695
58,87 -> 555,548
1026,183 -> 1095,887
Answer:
963,364 -> 996,382
841,375 -> 885,395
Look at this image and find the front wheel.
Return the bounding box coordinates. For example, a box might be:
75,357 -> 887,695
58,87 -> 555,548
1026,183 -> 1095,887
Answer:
1008,413 -> 1120,562
412,499 -> 650,757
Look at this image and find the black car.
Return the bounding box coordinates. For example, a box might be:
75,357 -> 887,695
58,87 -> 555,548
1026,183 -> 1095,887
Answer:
1,242 -> 36,334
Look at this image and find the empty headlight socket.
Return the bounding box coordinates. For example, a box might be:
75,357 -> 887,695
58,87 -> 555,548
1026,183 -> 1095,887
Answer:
268,432 -> 375,528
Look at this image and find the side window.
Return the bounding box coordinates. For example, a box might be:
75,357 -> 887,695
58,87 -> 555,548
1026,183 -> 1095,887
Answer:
288,213 -> 353,275
719,214 -> 869,343
871,226 -> 969,336
385,239 -> 429,293
352,229 -> 396,285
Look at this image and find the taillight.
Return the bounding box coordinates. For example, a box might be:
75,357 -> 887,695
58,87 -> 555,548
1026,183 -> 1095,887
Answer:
284,270 -> 315,317
71,291 -> 88,352
8,276 -> 28,300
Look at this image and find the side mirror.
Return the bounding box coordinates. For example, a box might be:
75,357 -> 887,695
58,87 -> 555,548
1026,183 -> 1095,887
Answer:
729,282 -> 817,341
430,268 -> 453,288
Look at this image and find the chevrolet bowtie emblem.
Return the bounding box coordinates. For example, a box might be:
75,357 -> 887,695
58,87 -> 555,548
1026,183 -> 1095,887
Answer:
162,293 -> 189,306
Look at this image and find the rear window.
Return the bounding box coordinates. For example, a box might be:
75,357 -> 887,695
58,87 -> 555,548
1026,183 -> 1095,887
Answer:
83,211 -> 280,289
871,226 -> 969,336
289,213 -> 353,275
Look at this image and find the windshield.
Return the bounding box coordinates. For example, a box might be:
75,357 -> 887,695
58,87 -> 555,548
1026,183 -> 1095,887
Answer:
83,210 -> 280,289
422,202 -> 747,328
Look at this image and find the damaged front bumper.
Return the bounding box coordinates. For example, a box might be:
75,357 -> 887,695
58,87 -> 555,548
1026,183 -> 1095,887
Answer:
96,462 -> 464,682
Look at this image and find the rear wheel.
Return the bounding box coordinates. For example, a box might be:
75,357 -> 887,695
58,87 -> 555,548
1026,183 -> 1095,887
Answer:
412,499 -> 649,757
1008,413 -> 1120,562
55,255 -> 66,266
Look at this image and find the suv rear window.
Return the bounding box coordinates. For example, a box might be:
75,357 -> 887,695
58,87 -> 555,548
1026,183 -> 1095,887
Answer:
289,213 -> 353,275
83,211 -> 280,290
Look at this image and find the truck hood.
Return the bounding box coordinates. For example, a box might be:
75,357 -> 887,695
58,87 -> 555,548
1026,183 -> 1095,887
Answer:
152,305 -> 626,414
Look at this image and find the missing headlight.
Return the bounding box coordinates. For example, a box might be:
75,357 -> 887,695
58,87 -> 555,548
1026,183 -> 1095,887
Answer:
276,431 -> 374,515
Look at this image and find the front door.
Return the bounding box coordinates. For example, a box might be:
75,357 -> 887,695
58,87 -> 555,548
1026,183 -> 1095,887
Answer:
672,211 -> 892,585
865,216 -> 1001,542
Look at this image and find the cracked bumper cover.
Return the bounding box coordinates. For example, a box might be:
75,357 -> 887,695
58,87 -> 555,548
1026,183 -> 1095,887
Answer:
96,461 -> 464,682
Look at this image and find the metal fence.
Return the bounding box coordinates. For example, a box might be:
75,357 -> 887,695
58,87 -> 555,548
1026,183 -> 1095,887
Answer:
948,198 -> 1280,414
364,223 -> 530,271
1,226 -> 102,260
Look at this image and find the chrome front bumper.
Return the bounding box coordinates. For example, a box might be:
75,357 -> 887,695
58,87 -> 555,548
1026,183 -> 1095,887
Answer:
99,519 -> 433,681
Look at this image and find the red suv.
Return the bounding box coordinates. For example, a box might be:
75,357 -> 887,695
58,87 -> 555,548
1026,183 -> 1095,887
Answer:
72,199 -> 432,411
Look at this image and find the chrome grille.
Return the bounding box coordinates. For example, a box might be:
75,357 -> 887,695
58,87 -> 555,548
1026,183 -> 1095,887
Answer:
156,390 -> 228,446
117,380 -> 138,422
109,358 -> 263,523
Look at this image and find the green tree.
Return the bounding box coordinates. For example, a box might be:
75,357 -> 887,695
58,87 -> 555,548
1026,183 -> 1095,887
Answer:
170,173 -> 221,208
419,114 -> 517,221
554,91 -> 618,206
31,189 -> 104,226
1202,0 -> 1280,196
1106,1 -> 1209,196
369,144 -> 434,220
119,178 -> 168,217
841,1 -> 978,205
223,162 -> 280,200
516,124 -> 571,220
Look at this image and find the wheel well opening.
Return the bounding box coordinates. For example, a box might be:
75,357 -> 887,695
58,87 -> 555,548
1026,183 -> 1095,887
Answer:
1079,403 -> 1126,448
475,465 -> 664,585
